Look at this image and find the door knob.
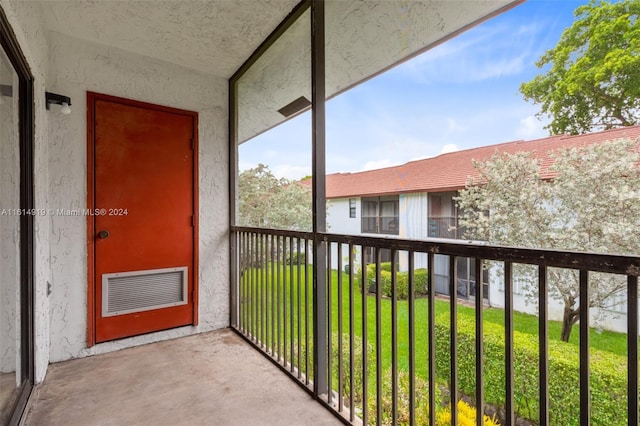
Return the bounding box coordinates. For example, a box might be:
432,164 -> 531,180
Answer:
98,230 -> 110,239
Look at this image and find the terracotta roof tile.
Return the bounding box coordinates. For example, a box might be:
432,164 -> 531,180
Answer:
317,125 -> 640,199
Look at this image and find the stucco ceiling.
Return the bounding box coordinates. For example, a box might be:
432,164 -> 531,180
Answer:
35,0 -> 523,144
37,0 -> 301,78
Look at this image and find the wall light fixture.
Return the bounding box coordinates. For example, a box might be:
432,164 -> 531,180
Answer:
45,91 -> 72,115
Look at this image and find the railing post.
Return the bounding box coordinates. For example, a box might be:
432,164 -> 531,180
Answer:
538,266 -> 549,426
628,275 -> 638,426
311,0 -> 327,397
505,261 -> 514,426
230,229 -> 238,327
579,270 -> 590,425
228,72 -> 239,329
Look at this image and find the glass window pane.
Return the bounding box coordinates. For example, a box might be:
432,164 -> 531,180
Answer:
362,217 -> 377,233
236,8 -> 312,231
380,200 -> 396,216
456,257 -> 468,278
361,199 -> 378,217
325,1 -> 510,101
0,47 -> 21,422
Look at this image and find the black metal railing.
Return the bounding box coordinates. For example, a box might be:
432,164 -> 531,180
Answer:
231,226 -> 640,426
235,229 -> 315,386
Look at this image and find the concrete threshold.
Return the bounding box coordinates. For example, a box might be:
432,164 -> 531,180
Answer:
24,329 -> 342,426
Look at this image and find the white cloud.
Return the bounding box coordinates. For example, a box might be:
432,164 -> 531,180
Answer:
238,161 -> 309,180
516,115 -> 547,140
264,149 -> 279,160
238,161 -> 256,172
327,106 -> 442,172
360,159 -> 398,171
470,55 -> 526,80
396,19 -> 546,84
408,23 -> 507,66
272,164 -> 311,181
404,49 -> 529,84
447,118 -> 463,133
439,144 -> 459,154
408,154 -> 432,162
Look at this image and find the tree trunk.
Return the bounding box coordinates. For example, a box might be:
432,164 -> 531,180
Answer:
561,302 -> 579,342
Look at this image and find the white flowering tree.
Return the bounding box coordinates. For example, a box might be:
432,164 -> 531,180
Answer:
457,137 -> 640,341
237,164 -> 312,275
238,163 -> 312,231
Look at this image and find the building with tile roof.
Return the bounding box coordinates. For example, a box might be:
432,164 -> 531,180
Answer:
320,125 -> 640,334
320,124 -> 640,199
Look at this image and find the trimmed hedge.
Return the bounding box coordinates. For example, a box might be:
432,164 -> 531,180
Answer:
414,268 -> 429,295
357,265 -> 429,299
434,312 -> 629,425
379,261 -> 394,272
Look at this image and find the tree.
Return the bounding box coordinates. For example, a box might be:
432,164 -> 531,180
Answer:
520,0 -> 640,135
238,163 -> 312,231
457,137 -> 640,341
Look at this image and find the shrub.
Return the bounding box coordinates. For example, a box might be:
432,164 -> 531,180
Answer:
356,265 -> 428,300
331,331 -> 374,407
367,368 -> 432,425
285,250 -> 306,265
364,368 -> 496,426
351,263 -> 374,293
379,262 -> 393,272
380,270 -> 409,299
434,312 -> 628,425
366,264 -> 377,293
293,331 -> 375,413
414,268 -> 429,296
355,263 -> 381,294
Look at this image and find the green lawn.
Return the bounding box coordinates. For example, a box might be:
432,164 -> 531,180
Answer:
239,264 -> 631,424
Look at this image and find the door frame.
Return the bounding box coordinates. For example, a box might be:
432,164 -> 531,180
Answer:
86,92 -> 199,347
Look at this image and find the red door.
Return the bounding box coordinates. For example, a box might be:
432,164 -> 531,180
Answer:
88,93 -> 198,343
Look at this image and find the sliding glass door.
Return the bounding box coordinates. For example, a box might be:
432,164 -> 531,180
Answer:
0,9 -> 35,425
0,44 -> 22,425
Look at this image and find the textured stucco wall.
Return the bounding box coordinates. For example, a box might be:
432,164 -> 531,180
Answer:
1,0 -> 52,383
326,198 -> 360,236
2,0 -> 232,376
45,32 -> 229,363
326,198 -> 363,270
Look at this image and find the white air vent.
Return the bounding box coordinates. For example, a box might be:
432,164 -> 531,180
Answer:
102,267 -> 188,317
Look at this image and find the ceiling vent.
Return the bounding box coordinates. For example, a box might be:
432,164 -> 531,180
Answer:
278,96 -> 311,117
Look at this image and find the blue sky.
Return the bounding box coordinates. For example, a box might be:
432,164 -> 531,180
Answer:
239,0 -> 586,180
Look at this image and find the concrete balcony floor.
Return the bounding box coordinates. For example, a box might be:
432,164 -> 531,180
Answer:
24,329 -> 341,426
